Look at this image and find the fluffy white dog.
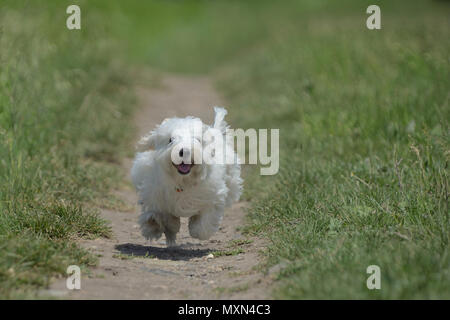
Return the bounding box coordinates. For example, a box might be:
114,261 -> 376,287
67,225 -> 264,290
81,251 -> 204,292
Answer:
131,107 -> 242,246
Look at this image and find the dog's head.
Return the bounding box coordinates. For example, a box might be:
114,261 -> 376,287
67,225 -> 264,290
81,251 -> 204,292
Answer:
137,107 -> 228,183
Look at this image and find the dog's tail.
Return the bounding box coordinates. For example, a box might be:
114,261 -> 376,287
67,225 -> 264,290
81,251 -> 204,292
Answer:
213,106 -> 228,134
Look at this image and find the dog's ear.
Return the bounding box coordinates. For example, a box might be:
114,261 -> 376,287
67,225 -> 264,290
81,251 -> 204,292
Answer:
137,131 -> 157,151
137,118 -> 171,151
213,106 -> 228,134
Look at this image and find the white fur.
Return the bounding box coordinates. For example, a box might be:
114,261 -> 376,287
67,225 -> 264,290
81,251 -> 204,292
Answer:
131,107 -> 242,246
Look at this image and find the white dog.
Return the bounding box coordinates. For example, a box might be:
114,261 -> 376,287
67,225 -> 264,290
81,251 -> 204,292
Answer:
131,107 -> 242,246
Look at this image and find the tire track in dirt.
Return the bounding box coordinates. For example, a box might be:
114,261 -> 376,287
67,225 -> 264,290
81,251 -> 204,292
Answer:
47,74 -> 271,299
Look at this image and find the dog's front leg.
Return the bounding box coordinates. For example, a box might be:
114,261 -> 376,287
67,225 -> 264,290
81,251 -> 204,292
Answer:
188,208 -> 224,240
162,214 -> 180,247
138,211 -> 164,241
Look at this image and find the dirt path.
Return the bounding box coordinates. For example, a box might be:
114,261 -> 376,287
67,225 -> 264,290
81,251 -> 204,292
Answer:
47,74 -> 271,299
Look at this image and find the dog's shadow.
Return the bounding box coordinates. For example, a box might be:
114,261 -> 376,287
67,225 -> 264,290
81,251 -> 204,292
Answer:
115,243 -> 211,261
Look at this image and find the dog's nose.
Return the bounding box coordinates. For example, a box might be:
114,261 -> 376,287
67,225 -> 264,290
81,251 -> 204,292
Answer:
179,148 -> 190,158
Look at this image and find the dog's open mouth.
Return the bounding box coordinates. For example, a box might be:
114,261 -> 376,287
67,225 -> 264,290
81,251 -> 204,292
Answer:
173,162 -> 193,175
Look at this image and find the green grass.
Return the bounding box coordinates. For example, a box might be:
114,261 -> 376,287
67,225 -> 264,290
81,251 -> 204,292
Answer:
214,283 -> 250,296
217,0 -> 450,299
1,0 -> 448,299
212,248 -> 245,257
0,1 -> 137,298
112,253 -> 135,261
228,238 -> 254,247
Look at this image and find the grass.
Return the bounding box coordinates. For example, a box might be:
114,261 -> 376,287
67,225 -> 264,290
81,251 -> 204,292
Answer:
112,253 -> 135,261
227,239 -> 254,247
214,283 -> 250,296
211,248 -> 245,258
1,0 -> 448,299
217,0 -> 450,299
0,1 -> 136,298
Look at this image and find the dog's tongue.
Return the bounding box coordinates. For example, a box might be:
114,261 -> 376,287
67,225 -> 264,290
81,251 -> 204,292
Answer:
177,163 -> 192,174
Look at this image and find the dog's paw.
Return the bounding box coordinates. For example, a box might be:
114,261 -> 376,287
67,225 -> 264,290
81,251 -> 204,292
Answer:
188,214 -> 218,240
139,213 -> 163,241
165,238 -> 177,247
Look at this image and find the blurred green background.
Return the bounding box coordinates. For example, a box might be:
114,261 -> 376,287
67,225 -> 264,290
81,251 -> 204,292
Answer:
0,0 -> 448,298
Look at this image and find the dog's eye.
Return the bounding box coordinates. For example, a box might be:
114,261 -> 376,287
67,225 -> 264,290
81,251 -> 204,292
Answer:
169,138 -> 173,144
